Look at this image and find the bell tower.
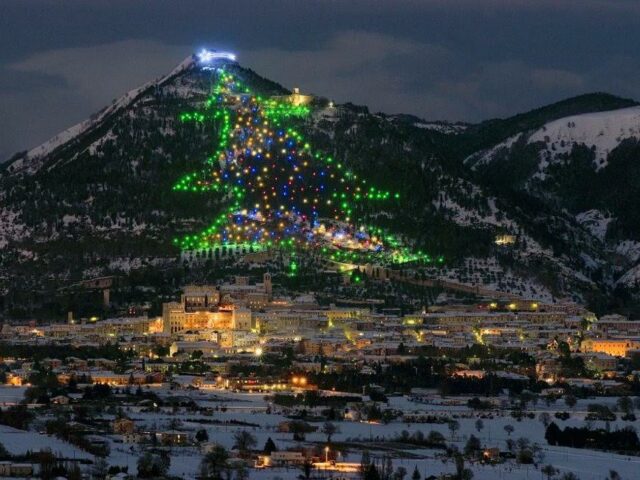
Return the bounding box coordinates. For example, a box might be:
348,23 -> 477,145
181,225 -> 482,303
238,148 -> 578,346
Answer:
263,272 -> 272,299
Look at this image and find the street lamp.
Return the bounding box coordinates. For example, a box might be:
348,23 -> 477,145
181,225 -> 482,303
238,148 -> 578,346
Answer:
325,446 -> 330,463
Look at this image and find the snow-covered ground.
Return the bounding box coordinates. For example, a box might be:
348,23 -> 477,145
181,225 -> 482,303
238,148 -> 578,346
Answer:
467,106 -> 640,175
529,106 -> 640,170
1,388 -> 638,479
0,424 -> 92,460
424,257 -> 554,302
0,386 -> 27,405
413,122 -> 468,135
576,210 -> 612,242
6,55 -> 196,177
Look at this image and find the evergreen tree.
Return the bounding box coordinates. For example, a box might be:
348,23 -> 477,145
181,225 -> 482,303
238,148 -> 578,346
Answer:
464,435 -> 481,457
364,464 -> 381,480
541,465 -> 557,479
196,428 -> 209,442
411,465 -> 421,480
263,437 -> 277,454
545,422 -> 562,446
199,445 -> 229,480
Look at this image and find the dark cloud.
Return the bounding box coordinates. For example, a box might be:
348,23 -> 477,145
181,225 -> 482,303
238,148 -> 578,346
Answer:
1,0 -> 640,160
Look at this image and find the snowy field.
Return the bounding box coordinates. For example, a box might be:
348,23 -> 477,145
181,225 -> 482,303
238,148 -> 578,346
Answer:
0,424 -> 91,460
103,391 -> 640,479
0,386 -> 27,405
1,388 -> 639,479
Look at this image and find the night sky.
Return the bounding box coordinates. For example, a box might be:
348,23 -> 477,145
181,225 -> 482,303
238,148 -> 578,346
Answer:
2,0 -> 640,161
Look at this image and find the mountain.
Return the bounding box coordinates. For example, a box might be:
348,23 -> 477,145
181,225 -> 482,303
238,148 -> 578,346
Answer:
466,101 -> 640,314
2,52 -> 640,318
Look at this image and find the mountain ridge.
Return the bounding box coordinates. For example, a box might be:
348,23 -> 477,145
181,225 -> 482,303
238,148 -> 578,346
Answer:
2,54 -> 640,318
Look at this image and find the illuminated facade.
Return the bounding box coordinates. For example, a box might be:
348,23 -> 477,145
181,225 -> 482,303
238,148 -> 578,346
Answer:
495,234 -> 517,245
582,338 -> 640,357
162,303 -> 231,334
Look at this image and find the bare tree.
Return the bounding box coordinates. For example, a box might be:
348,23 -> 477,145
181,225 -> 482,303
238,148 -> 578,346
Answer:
539,412 -> 551,427
448,419 -> 460,439
322,421 -> 340,443
232,430 -> 257,459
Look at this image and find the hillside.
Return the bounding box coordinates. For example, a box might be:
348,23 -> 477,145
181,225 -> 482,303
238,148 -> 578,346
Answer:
1,52 -> 640,318
466,102 -> 640,315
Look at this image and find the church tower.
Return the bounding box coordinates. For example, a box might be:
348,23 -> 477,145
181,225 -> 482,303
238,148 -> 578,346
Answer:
263,272 -> 272,299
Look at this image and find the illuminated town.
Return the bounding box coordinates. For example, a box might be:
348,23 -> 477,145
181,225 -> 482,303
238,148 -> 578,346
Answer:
2,7 -> 640,479
3,268 -> 640,479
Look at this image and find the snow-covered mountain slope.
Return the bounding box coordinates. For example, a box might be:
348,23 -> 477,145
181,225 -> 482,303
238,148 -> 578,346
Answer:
6,56 -> 197,177
530,106 -> 640,169
462,98 -> 640,314
413,121 -> 468,135
575,209 -> 612,242
466,105 -> 640,172
1,54 -> 639,316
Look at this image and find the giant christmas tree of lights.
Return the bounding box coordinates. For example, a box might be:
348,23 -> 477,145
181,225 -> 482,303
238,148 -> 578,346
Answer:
173,56 -> 438,266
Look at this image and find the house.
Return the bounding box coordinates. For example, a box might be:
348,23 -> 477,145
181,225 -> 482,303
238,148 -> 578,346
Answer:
171,375 -> 203,389
156,430 -> 190,446
0,462 -> 34,477
51,395 -> 70,405
112,417 -> 135,434
42,358 -> 63,369
255,451 -> 306,467
66,357 -> 88,369
582,338 -> 640,357
581,352 -> 618,371
123,432 -> 149,444
200,442 -> 225,454
454,369 -> 485,379
107,473 -> 130,480
5,373 -> 24,386
482,448 -> 501,462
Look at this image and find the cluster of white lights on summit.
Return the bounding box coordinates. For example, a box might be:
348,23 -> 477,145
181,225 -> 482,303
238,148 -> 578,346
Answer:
197,49 -> 237,65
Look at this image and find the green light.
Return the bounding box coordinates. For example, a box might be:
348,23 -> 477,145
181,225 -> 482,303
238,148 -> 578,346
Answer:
171,67 -> 442,268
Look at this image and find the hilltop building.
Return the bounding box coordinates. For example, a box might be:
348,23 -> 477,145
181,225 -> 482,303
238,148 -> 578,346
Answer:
162,274 -> 272,334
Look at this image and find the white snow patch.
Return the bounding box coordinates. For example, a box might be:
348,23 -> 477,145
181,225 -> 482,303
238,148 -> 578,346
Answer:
617,262 -> 640,287
575,209 -> 612,241
616,240 -> 640,263
62,214 -> 80,226
465,133 -> 523,168
414,122 -> 468,134
0,209 -> 30,248
466,106 -> 640,176
529,106 -> 640,169
8,55 -> 195,176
